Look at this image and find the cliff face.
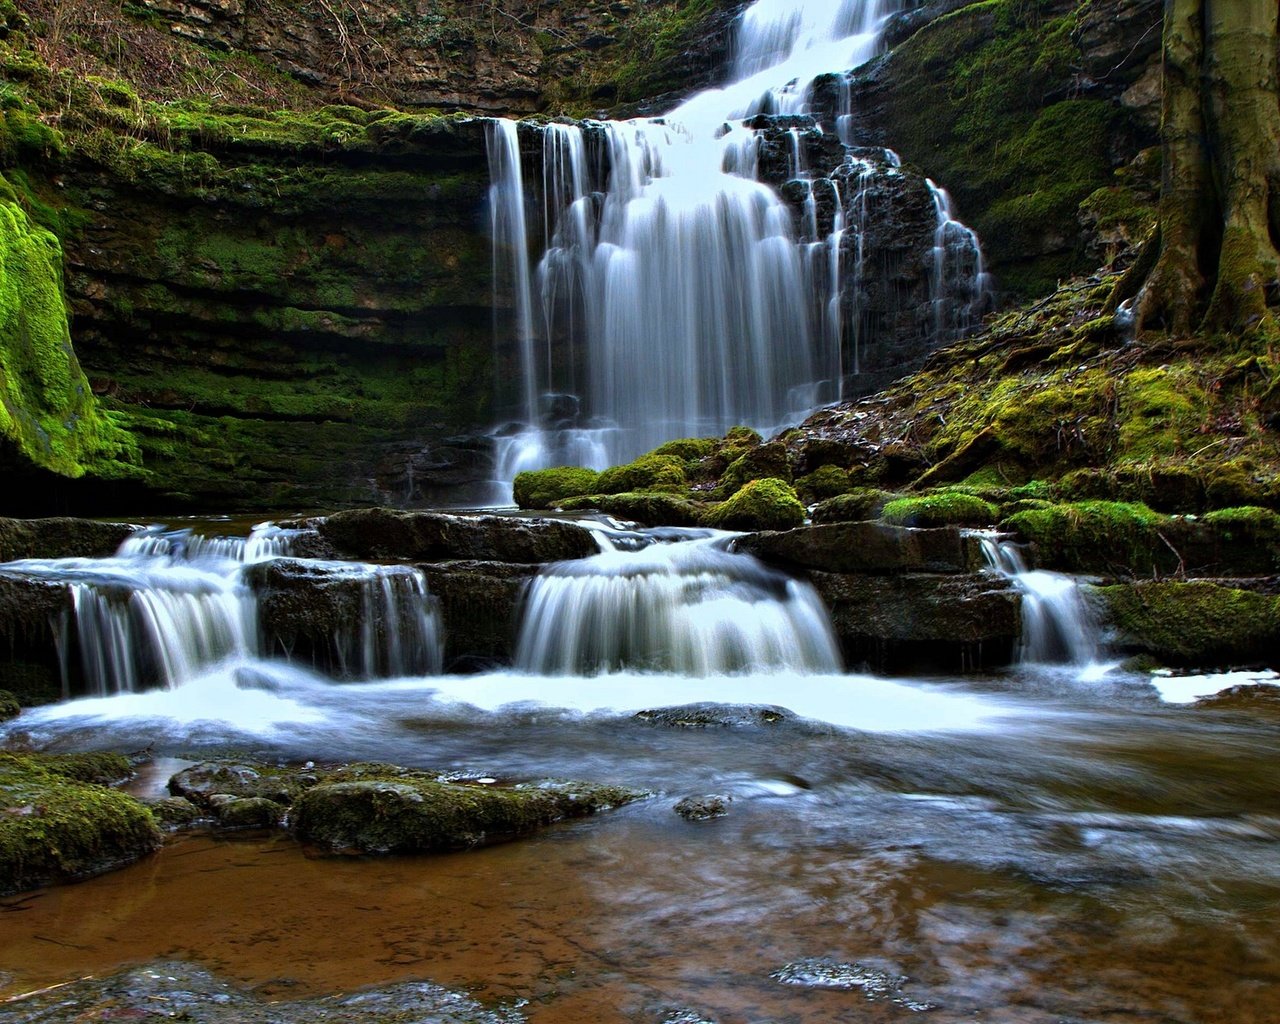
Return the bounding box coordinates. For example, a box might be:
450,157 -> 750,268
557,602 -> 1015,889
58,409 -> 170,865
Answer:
0,0 -> 1169,512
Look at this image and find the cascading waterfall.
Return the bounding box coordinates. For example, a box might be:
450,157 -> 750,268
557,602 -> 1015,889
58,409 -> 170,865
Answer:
928,180 -> 993,337
514,534 -> 842,676
1,523 -> 445,696
979,536 -> 1098,667
486,0 -> 989,482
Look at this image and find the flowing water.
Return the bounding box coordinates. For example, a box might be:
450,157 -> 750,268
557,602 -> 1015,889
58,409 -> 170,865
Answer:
1,519 -> 1278,1022
486,0 -> 990,487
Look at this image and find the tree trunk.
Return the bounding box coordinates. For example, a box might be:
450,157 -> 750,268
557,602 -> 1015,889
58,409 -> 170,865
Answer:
1118,0 -> 1280,337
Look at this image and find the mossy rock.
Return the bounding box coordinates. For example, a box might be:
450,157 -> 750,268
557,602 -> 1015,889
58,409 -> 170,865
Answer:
0,752 -> 162,895
557,490 -> 704,527
292,773 -> 646,854
596,454 -> 687,495
718,440 -> 792,497
210,795 -> 286,830
649,437 -> 718,462
1002,500 -> 1170,574
147,796 -> 203,830
702,478 -> 805,532
168,760 -> 316,809
0,689 -> 18,721
512,467 -> 601,510
881,491 -> 998,528
795,465 -> 851,503
1201,506 -> 1280,541
811,488 -> 897,524
1091,581 -> 1280,666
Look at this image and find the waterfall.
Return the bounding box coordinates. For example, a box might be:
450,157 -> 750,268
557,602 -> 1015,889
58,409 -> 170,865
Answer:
928,180 -> 993,337
1,523 -> 444,695
979,536 -> 1098,667
514,535 -> 842,676
486,0 -> 988,482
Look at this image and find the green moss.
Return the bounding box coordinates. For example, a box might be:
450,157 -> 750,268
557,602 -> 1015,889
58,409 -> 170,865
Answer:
811,487 -> 897,524
718,440 -> 792,497
597,453 -> 687,494
1003,500 -> 1169,571
1094,581 -> 1280,666
881,490 -> 998,528
0,180 -> 140,479
1115,367 -> 1210,462
557,490 -> 704,527
512,467 -> 602,510
795,464 -> 852,503
1202,506 -> 1280,544
0,751 -> 162,895
0,688 -> 17,720
649,436 -> 718,461
292,769 -> 646,854
702,478 -> 805,532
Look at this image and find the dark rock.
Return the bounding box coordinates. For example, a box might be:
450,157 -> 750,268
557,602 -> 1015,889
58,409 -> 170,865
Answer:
633,704 -> 791,729
210,795 -> 286,830
674,795 -> 732,821
738,522 -> 984,574
0,517 -> 137,561
812,571 -> 1021,673
320,508 -> 598,564
147,796 -> 204,829
168,761 -> 314,809
292,773 -> 646,854
0,690 -> 18,721
421,561 -> 542,667
0,573 -> 74,706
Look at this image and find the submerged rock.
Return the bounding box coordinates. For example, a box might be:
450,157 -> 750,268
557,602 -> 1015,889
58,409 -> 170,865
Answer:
292,772 -> 646,854
674,795 -> 732,821
1192,684 -> 1280,715
320,508 -> 597,564
0,959 -> 527,1024
633,704 -> 791,729
0,751 -> 162,896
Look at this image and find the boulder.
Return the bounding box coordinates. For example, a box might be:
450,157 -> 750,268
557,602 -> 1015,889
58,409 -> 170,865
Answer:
168,760 -> 317,809
421,561 -> 541,668
320,508 -> 597,564
0,517 -> 137,562
738,522 -> 984,574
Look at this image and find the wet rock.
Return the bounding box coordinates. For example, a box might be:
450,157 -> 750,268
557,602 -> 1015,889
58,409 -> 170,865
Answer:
0,690 -> 18,721
674,795 -> 732,821
0,573 -> 78,706
422,560 -> 542,667
168,761 -> 315,809
320,508 -> 598,564
210,795 -> 286,830
0,517 -> 138,561
292,773 -> 646,855
147,796 -> 204,830
738,522 -> 985,574
0,751 -> 162,896
771,957 -> 936,1010
814,571 -> 1021,673
0,959 -> 526,1023
633,704 -> 791,729
1192,684 -> 1280,716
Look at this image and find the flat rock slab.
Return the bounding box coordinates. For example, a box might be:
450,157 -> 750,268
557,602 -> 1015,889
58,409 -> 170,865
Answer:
738,522 -> 984,574
0,517 -> 138,563
320,508 -> 598,564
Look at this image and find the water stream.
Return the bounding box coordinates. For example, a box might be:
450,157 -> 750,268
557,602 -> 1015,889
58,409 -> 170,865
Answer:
1,517 -> 1277,1021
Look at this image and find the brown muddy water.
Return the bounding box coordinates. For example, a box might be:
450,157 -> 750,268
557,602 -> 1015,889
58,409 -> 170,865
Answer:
2,666 -> 1279,1023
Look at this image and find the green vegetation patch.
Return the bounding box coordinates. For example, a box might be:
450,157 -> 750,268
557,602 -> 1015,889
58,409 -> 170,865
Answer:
557,490 -> 704,527
597,453 -> 687,494
811,487 -> 898,524
702,478 -> 805,532
512,467 -> 602,510
0,751 -> 161,895
1003,500 -> 1169,572
881,491 -> 998,528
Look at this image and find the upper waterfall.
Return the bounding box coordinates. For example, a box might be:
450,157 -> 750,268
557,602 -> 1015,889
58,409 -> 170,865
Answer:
487,0 -> 986,488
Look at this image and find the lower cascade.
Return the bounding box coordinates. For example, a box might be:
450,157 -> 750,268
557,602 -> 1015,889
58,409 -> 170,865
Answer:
514,533 -> 842,676
979,536 -> 1098,667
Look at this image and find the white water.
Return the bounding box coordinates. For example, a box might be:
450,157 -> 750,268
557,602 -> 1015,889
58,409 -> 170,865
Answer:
486,0 -> 989,482
0,524 -> 444,696
979,536 -> 1102,669
514,534 -> 842,676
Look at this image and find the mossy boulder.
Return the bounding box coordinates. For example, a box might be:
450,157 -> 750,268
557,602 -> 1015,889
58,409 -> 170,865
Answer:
1002,500 -> 1171,574
718,440 -> 792,497
168,760 -> 317,809
292,772 -> 646,854
811,488 -> 898,524
1090,581 -> 1280,667
795,465 -> 852,503
557,490 -> 704,527
0,751 -> 161,895
0,688 -> 18,720
596,454 -> 687,495
512,467 -> 601,510
880,491 -> 998,528
649,437 -> 718,461
702,478 -> 805,532
209,795 -> 286,830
